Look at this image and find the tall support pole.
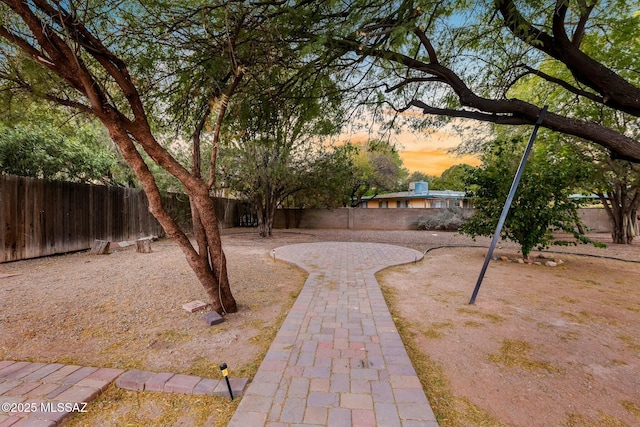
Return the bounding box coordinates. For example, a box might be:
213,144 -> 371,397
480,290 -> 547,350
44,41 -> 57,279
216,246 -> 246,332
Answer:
469,106 -> 548,304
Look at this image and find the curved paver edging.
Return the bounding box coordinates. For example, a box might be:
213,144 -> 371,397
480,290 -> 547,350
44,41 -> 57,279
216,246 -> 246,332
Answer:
115,368 -> 247,397
273,242 -> 424,274
0,361 -> 124,427
229,242 -> 438,427
0,361 -> 246,427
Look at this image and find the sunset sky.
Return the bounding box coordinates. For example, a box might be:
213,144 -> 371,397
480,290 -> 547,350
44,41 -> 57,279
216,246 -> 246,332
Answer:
395,129 -> 481,176
342,122 -> 482,177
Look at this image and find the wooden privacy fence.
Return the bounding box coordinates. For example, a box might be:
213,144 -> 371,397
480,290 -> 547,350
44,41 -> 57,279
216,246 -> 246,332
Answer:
1,174 -> 166,262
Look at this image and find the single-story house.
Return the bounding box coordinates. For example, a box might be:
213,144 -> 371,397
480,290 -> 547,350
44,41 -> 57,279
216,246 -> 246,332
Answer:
359,181 -> 470,209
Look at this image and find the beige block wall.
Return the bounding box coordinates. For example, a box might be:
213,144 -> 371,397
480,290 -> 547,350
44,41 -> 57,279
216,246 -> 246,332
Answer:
578,208 -> 612,233
273,207 -> 614,232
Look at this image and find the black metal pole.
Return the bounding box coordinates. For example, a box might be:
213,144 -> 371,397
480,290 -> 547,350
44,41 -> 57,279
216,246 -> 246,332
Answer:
469,106 -> 548,304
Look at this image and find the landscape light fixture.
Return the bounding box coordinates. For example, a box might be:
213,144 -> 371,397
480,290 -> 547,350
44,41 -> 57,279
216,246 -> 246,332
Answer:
220,363 -> 234,400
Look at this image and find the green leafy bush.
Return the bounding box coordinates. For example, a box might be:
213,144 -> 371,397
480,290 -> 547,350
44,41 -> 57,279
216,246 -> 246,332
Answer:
460,138 -> 603,258
0,124 -> 126,185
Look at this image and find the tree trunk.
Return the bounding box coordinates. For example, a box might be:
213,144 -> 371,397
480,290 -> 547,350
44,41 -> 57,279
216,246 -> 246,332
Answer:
257,202 -> 268,238
572,210 -> 585,235
191,193 -> 237,313
267,202 -> 276,237
190,199 -> 209,262
612,215 -> 628,244
104,122 -> 237,314
599,190 -> 638,245
255,192 -> 278,238
0,4 -> 236,315
190,116 -> 209,265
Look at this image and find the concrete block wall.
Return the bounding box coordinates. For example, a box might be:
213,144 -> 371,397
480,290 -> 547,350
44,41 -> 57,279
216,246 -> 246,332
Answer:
577,208 -> 613,233
273,207 -> 614,232
274,208 -> 466,231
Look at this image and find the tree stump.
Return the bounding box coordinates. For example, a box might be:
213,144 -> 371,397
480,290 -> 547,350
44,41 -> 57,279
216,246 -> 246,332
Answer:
136,237 -> 153,253
90,240 -> 110,255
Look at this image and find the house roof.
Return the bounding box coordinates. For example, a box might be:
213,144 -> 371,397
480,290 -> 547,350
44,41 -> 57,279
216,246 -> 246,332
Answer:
361,189 -> 467,201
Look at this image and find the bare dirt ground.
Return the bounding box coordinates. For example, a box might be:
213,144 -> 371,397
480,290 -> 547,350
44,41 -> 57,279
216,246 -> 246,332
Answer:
1,229 -> 639,426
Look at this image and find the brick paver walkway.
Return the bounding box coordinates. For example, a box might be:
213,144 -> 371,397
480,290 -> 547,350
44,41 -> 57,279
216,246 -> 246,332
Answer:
0,361 -> 245,426
229,242 -> 438,427
0,362 -> 123,426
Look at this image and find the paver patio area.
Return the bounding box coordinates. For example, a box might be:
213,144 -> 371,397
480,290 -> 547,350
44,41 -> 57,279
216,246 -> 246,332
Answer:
229,242 -> 438,427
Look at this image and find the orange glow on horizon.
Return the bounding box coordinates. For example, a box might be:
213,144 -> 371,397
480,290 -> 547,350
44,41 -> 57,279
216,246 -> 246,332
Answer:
340,131 -> 481,176
339,118 -> 486,176
399,150 -> 481,176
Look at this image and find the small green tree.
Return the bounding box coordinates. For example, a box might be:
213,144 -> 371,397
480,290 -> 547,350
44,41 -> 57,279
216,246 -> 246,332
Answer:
218,67 -> 342,237
461,137 -> 600,259
348,140 -> 408,207
430,164 -> 474,191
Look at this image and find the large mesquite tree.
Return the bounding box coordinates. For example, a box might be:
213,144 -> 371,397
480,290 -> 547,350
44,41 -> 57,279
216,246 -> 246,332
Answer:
298,0 -> 640,161
125,1 -> 289,283
0,0 -> 237,313
502,11 -> 640,245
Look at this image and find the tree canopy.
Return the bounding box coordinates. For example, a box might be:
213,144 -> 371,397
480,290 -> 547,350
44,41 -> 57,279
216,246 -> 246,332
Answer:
430,164 -> 473,191
301,0 -> 640,162
0,122 -> 130,185
347,139 -> 408,206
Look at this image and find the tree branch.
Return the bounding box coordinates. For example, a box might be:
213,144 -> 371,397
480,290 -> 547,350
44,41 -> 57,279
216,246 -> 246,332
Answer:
2,0 -> 107,110
41,93 -> 91,113
572,1 -> 596,46
552,1 -> 571,45
335,29 -> 640,161
29,0 -> 150,125
515,64 -> 603,104
401,100 -> 530,125
413,27 -> 438,64
494,0 -> 559,56
496,0 -> 640,116
385,76 -> 442,93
